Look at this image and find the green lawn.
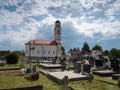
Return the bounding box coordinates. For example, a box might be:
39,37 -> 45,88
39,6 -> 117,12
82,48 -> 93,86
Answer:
0,73 -> 62,90
0,71 -> 120,90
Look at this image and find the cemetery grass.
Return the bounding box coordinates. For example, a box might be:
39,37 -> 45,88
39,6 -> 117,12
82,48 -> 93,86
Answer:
0,73 -> 62,90
0,62 -> 120,90
69,75 -> 120,90
0,71 -> 120,90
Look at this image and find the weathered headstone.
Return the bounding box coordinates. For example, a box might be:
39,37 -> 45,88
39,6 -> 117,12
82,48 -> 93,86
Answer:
83,64 -> 91,73
60,58 -> 67,71
89,57 -> 94,67
63,76 -> 68,90
30,71 -> 39,80
74,61 -> 82,73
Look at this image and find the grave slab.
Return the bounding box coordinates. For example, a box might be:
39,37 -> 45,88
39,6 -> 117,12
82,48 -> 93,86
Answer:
39,61 -> 53,64
93,70 -> 117,76
112,74 -> 120,80
39,63 -> 63,69
47,71 -> 92,83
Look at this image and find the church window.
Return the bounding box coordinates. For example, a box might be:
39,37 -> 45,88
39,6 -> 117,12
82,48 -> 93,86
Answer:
48,51 -> 50,54
53,51 -> 55,54
43,51 -> 45,54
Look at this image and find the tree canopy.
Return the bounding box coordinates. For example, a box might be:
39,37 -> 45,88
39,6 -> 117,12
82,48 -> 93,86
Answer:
110,48 -> 120,58
92,44 -> 102,51
61,46 -> 66,56
82,42 -> 90,52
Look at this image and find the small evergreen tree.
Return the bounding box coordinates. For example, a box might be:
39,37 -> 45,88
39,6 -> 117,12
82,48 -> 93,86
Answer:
82,42 -> 90,52
61,46 -> 66,56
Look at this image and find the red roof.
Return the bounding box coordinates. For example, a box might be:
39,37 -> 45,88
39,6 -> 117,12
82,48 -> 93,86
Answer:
25,40 -> 58,45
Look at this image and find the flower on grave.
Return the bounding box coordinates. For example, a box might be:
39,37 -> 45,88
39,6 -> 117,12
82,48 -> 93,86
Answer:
81,82 -> 85,86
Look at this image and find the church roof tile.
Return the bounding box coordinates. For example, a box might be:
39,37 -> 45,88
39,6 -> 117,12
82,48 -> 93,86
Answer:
25,40 -> 58,45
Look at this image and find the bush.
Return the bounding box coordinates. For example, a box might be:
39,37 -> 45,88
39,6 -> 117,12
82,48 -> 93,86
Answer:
5,52 -> 19,64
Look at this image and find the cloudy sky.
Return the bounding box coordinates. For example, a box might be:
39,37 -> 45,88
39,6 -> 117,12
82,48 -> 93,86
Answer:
0,0 -> 120,52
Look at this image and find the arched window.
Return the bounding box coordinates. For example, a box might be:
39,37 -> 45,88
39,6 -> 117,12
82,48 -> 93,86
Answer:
48,51 -> 50,54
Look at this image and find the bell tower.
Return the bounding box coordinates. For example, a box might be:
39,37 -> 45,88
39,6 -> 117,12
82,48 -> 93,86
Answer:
54,20 -> 62,57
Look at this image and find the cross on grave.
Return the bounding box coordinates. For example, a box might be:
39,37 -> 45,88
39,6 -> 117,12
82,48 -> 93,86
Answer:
63,76 -> 69,90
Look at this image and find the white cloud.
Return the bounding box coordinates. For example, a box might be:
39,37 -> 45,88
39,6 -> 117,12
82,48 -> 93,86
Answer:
0,0 -> 120,50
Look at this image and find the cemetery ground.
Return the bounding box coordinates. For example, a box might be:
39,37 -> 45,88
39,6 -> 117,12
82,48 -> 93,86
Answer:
0,60 -> 120,90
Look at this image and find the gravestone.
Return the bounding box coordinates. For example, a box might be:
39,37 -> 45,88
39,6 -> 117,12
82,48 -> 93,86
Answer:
30,71 -> 39,80
83,64 -> 91,73
89,57 -> 94,67
111,59 -> 120,73
60,58 -> 67,71
63,76 -> 69,90
74,61 -> 82,73
95,60 -> 104,68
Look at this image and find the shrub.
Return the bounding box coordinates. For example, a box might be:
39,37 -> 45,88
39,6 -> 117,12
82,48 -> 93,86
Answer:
5,52 -> 19,64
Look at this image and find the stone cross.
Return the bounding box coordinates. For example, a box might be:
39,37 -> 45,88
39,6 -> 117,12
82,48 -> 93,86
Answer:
63,76 -> 69,90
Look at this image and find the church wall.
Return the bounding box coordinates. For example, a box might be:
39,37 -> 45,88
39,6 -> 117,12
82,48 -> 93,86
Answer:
25,44 -> 57,58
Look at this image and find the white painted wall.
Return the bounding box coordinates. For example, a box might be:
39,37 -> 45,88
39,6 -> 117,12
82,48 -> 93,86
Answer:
25,44 -> 57,58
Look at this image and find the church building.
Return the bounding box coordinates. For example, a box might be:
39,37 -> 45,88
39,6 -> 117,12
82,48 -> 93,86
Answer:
25,20 -> 62,58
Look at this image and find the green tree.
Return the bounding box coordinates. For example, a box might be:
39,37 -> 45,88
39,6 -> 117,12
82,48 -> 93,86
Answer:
61,46 -> 66,56
92,44 -> 102,51
82,42 -> 90,52
102,50 -> 109,56
21,50 -> 25,56
73,47 -> 77,51
110,48 -> 118,58
117,49 -> 120,58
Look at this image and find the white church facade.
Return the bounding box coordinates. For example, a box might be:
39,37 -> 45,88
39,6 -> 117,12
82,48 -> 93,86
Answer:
25,20 -> 62,58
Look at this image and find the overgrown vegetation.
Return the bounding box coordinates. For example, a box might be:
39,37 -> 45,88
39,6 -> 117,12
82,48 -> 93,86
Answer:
5,52 -> 19,64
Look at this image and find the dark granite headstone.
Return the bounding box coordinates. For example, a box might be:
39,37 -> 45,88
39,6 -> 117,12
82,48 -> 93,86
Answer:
74,62 -> 82,73
89,57 -> 94,67
95,60 -> 104,67
111,59 -> 120,73
60,57 -> 67,71
83,64 -> 91,73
